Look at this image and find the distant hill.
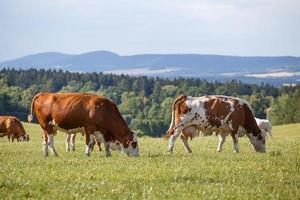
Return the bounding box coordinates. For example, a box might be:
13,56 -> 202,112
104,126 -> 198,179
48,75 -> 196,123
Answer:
1,51 -> 300,86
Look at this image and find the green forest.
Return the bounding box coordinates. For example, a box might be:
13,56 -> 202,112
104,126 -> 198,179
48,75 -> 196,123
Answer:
0,68 -> 299,137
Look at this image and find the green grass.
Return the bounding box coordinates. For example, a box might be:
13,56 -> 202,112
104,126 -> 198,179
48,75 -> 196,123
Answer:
1,123 -> 300,199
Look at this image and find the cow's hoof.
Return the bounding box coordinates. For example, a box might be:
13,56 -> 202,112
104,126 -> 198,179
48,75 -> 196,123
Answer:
85,153 -> 90,157
217,149 -> 222,153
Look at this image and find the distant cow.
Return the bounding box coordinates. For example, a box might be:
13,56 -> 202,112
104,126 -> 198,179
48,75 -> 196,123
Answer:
165,95 -> 266,153
0,116 -> 29,142
255,118 -> 272,138
28,92 -> 139,157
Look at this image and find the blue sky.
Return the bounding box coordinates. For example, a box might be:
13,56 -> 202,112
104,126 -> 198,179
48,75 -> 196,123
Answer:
0,0 -> 299,61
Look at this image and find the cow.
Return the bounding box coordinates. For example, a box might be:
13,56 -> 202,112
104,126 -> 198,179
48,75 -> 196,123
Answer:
255,117 -> 272,138
28,92 -> 139,157
0,116 -> 29,142
165,95 -> 266,153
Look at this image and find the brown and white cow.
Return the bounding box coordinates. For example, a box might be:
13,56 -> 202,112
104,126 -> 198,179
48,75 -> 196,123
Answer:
0,116 -> 29,142
28,92 -> 139,157
165,95 -> 266,153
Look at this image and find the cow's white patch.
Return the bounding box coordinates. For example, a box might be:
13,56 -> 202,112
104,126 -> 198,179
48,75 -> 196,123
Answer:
217,133 -> 227,152
65,134 -> 70,151
185,97 -> 208,125
42,140 -> 49,157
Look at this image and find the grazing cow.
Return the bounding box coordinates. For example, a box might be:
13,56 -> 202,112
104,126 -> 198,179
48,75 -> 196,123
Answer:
255,118 -> 272,138
0,116 -> 29,142
165,95 -> 266,153
28,92 -> 139,157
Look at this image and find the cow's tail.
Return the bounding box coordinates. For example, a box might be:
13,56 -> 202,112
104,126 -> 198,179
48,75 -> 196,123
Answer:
27,93 -> 41,122
164,95 -> 188,139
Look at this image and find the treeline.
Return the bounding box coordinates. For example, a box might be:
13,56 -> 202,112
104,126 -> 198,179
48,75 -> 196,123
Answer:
0,68 -> 299,136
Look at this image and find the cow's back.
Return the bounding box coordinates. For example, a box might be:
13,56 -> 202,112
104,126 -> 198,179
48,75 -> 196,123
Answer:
33,93 -> 101,129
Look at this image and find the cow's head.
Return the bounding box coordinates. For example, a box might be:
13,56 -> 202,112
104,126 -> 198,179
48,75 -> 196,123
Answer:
248,129 -> 266,153
121,132 -> 139,157
16,132 -> 30,142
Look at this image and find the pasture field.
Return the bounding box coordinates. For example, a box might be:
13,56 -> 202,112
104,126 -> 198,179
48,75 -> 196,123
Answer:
1,123 -> 300,199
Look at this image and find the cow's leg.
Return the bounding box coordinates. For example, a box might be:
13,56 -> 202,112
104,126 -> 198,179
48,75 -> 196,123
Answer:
104,142 -> 111,157
217,133 -> 227,152
167,127 -> 184,153
85,132 -> 94,156
231,133 -> 239,153
70,134 -> 76,151
180,135 -> 192,153
90,136 -> 96,152
42,131 -> 49,157
97,140 -> 102,151
48,134 -> 58,157
94,135 -> 102,151
65,134 -> 71,151
7,135 -> 11,142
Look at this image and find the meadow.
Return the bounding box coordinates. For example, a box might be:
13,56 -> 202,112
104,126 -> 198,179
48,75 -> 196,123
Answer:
0,122 -> 300,199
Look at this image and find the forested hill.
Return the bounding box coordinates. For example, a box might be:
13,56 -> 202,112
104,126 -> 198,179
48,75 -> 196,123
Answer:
1,51 -> 300,81
0,68 -> 299,137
